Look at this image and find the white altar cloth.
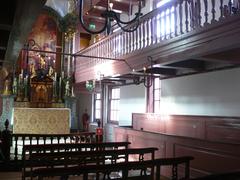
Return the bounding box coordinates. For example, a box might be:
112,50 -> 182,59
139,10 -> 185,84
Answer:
13,108 -> 70,134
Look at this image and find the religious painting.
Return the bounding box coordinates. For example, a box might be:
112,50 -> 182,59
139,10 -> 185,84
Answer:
27,13 -> 57,79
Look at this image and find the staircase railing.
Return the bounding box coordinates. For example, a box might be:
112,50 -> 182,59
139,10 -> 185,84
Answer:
77,0 -> 239,68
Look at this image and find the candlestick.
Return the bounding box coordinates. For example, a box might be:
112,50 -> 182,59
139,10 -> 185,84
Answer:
53,59 -> 56,69
58,76 -> 62,103
54,72 -> 57,81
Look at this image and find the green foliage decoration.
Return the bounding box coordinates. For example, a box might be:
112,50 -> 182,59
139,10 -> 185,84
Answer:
58,12 -> 78,39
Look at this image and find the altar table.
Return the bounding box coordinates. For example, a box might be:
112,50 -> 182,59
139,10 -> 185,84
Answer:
13,108 -> 70,134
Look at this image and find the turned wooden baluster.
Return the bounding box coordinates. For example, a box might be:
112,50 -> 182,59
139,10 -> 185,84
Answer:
124,32 -> 128,54
122,32 -> 125,54
189,0 -> 195,29
127,30 -> 130,52
64,136 -> 67,144
104,41 -> 107,58
114,35 -> 117,57
185,0 -> 189,32
50,136 -> 53,144
131,28 -> 135,51
115,35 -> 119,56
169,7 -> 173,38
43,136 -> 46,145
135,27 -> 139,50
228,0 -> 233,15
130,29 -> 133,52
146,18 -> 150,46
203,0 -> 209,25
14,135 -> 18,160
179,0 -> 184,34
97,42 -> 100,58
120,32 -> 124,55
139,22 -> 143,49
158,13 -> 162,41
29,136 -> 32,145
111,37 -> 114,57
104,41 -> 108,56
211,0 -> 217,23
22,136 -> 25,158
142,20 -> 146,47
152,15 -> 157,44
106,38 -> 110,58
164,11 -> 168,40
174,2 -> 178,37
197,0 -> 202,27
150,16 -> 154,45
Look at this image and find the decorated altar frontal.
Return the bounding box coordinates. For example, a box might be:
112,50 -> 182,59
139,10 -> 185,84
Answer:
13,108 -> 70,134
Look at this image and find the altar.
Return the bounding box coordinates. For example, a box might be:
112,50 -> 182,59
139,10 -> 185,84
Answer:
13,108 -> 70,134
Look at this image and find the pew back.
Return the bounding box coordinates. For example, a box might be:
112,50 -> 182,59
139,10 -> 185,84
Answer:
22,141 -> 131,179
11,132 -> 96,160
33,156 -> 194,180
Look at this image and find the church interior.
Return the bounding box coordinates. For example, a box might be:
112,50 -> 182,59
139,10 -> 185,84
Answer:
0,0 -> 240,179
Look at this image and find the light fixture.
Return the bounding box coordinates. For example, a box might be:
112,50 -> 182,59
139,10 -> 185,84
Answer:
143,56 -> 154,88
79,0 -> 143,35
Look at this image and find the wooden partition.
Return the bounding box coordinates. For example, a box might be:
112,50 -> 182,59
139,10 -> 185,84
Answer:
114,113 -> 240,178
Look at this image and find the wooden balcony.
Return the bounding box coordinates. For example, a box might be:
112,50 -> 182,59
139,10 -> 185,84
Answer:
75,0 -> 240,83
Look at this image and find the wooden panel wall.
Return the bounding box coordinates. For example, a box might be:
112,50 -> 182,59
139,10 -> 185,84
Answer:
115,114 -> 240,178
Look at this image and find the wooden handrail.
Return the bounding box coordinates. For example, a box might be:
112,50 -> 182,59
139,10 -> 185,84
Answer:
11,132 -> 96,161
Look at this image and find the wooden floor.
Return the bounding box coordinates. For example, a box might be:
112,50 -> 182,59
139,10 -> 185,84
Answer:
0,172 -> 22,180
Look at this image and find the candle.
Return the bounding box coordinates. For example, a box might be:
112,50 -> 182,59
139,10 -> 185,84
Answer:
18,74 -> 21,85
25,75 -> 28,84
59,77 -> 62,89
53,60 -> 56,68
54,72 -> 57,81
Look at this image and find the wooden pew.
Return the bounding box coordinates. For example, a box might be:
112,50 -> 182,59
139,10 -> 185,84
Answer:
23,147 -> 157,179
33,156 -> 194,180
22,141 -> 131,179
12,132 -> 96,160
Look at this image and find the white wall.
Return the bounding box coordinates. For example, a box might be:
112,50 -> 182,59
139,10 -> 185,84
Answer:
160,68 -> 240,117
119,84 -> 146,126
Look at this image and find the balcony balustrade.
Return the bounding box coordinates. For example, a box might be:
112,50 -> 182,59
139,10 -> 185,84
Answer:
75,0 -> 240,81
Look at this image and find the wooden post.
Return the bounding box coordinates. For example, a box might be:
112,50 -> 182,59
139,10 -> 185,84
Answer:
1,119 -> 12,161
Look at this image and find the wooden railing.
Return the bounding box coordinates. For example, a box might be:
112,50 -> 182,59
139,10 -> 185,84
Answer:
11,132 -> 95,161
77,0 -> 239,68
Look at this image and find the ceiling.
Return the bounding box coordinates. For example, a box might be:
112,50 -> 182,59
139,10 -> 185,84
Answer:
79,0 -> 140,32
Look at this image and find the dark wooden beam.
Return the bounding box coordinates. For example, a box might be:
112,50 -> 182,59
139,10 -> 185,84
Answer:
164,59 -> 206,71
0,24 -> 12,31
145,67 -> 177,76
0,47 -> 6,51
